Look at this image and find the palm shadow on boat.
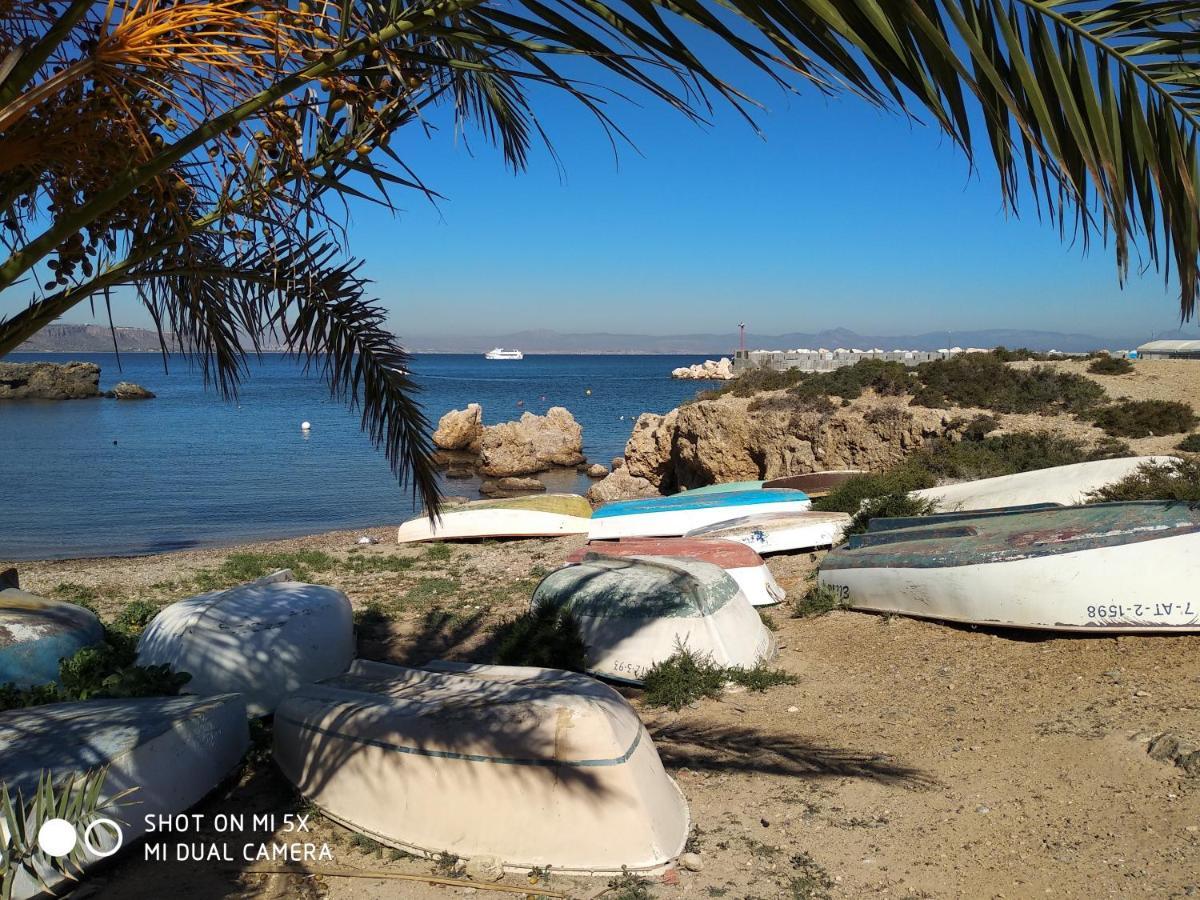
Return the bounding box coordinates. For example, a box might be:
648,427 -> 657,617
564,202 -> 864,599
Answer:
647,720 -> 934,788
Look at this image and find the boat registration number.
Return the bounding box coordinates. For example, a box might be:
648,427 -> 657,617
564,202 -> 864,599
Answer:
1086,603 -> 1196,621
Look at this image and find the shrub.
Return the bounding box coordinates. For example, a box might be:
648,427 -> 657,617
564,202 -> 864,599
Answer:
725,663 -> 798,691
863,404 -> 913,426
1178,433 -> 1200,453
711,366 -> 807,398
913,354 -> 1105,414
211,550 -> 335,584
51,582 -> 100,612
424,543 -> 453,562
1,637 -> 191,711
789,359 -> 912,402
747,392 -> 836,417
791,583 -> 847,618
1086,459 -> 1200,503
992,346 -> 1050,362
492,604 -> 588,671
846,493 -> 938,535
813,468 -> 937,515
641,643 -> 728,710
949,414 -> 1000,441
1088,356 -> 1134,375
113,599 -> 161,631
1089,399 -> 1198,438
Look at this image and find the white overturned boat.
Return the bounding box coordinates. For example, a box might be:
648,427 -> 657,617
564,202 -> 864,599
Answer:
589,489 -> 810,540
911,456 -> 1178,511
0,694 -> 248,900
397,494 -> 591,543
569,537 -> 785,605
274,660 -> 689,874
819,501 -> 1200,632
687,510 -> 851,554
136,570 -> 354,717
532,555 -> 775,683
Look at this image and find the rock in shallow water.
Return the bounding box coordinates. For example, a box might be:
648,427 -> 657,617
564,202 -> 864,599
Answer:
479,406 -> 585,477
433,402 -> 483,451
586,467 -> 662,502
108,381 -> 155,399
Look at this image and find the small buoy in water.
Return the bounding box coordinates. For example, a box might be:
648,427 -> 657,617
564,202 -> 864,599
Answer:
516,400 -> 524,407
112,440 -> 118,445
585,388 -> 592,396
301,421 -> 311,431
540,395 -> 546,401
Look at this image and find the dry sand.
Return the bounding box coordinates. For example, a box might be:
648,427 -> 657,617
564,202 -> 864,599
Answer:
5,358 -> 1200,899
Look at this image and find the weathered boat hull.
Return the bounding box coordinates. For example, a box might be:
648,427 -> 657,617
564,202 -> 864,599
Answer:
819,502 -> 1200,632
274,660 -> 689,874
911,456 -> 1178,511
589,490 -> 811,540
687,511 -> 851,554
136,570 -> 355,717
1,694 -> 248,900
397,494 -> 592,542
0,588 -> 105,688
570,537 -> 785,605
534,555 -> 776,683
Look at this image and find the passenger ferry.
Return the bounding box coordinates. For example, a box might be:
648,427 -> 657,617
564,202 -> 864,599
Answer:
484,348 -> 524,360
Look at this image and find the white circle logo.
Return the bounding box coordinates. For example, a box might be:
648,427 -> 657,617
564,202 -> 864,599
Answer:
82,818 -> 123,858
36,819 -> 78,858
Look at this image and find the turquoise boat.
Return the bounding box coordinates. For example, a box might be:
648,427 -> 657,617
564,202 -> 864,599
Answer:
1,586 -> 104,688
682,480 -> 767,496
589,489 -> 812,539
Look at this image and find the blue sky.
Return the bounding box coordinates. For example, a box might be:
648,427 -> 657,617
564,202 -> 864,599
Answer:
12,50 -> 1190,343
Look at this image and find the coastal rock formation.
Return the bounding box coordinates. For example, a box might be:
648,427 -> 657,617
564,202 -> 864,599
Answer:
624,391 -> 959,492
107,381 -> 155,399
0,361 -> 101,400
479,476 -> 546,497
671,358 -> 734,380
433,403 -> 484,452
479,407 -> 585,477
586,468 -> 663,503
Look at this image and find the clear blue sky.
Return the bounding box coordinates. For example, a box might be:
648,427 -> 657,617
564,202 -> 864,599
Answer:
14,51 -> 1192,344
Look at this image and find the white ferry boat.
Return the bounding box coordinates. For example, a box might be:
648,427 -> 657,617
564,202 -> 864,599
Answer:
484,347 -> 524,360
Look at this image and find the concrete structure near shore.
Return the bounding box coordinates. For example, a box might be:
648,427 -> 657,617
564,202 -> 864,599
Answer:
732,346 -> 984,374
1136,340 -> 1200,360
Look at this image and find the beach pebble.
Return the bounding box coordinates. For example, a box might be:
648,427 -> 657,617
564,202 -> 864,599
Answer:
464,855 -> 504,882
679,852 -> 703,872
976,805 -> 991,815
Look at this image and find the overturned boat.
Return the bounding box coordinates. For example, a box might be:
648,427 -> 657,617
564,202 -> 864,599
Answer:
533,555 -> 775,682
1,575 -> 104,688
687,510 -> 851,554
589,489 -> 810,540
397,494 -> 591,543
569,537 -> 785,605
818,501 -> 1200,632
273,660 -> 689,874
763,469 -> 865,496
911,456 -> 1178,512
0,694 -> 248,900
137,570 -> 354,717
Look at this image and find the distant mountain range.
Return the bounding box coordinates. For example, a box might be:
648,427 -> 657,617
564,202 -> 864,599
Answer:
13,322 -> 1200,355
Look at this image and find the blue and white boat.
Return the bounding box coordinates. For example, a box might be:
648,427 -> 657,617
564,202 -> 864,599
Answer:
589,489 -> 811,540
1,583 -> 104,688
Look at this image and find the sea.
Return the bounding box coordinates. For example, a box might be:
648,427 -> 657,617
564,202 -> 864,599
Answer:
0,352 -> 715,560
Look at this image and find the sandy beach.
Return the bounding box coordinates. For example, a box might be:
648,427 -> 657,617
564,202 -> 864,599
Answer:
9,509 -> 1200,899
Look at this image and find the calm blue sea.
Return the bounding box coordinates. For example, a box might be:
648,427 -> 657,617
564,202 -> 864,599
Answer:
0,353 -> 713,560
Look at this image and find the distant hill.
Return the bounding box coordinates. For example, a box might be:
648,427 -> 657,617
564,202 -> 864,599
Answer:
14,324 -> 178,353
403,326 -> 1169,354
15,322 -> 1195,355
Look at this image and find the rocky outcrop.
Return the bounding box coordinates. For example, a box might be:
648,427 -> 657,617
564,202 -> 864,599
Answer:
0,362 -> 101,400
479,407 -> 585,477
479,476 -> 546,497
587,468 -> 663,503
672,358 -> 734,380
586,463 -> 608,478
624,391 -> 961,492
433,403 -> 483,452
107,381 -> 155,399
